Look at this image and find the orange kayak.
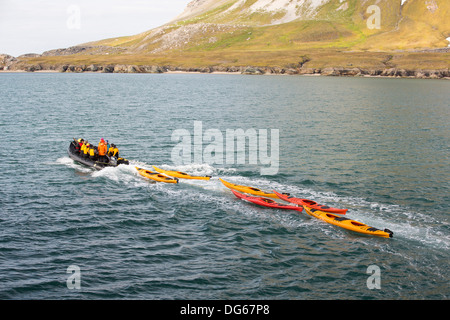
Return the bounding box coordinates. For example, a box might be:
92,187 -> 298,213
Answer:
136,167 -> 179,184
303,206 -> 393,238
152,166 -> 211,180
219,178 -> 278,198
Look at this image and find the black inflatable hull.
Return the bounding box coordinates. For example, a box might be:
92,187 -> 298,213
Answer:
68,142 -> 128,170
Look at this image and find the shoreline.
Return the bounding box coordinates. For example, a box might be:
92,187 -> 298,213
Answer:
2,49 -> 449,80
1,68 -> 449,80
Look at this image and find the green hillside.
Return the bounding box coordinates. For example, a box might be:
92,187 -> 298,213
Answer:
6,0 -> 450,75
88,0 -> 449,51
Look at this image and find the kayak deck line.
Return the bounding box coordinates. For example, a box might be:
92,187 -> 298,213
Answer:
152,165 -> 212,180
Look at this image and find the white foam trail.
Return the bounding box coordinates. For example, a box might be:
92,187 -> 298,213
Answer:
156,163 -> 215,176
58,157 -> 448,249
55,156 -> 92,173
156,162 -> 238,176
212,174 -> 450,248
91,161 -> 157,189
92,164 -> 131,182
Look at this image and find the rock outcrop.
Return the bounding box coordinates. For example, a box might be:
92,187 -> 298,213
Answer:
41,45 -> 126,56
0,54 -> 17,71
2,54 -> 449,79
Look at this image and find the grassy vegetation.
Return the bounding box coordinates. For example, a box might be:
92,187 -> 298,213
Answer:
12,0 -> 450,73
19,48 -> 449,72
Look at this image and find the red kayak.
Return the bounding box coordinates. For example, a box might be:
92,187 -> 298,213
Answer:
273,190 -> 348,214
231,190 -> 303,212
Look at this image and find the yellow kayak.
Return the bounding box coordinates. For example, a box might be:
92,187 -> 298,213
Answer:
304,206 -> 393,238
136,167 -> 178,184
219,178 -> 278,198
152,166 -> 211,180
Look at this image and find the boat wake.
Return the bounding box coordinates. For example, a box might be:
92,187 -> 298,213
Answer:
56,157 -> 449,250
55,156 -> 92,173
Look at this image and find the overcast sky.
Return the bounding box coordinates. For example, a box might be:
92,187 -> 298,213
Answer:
0,0 -> 191,56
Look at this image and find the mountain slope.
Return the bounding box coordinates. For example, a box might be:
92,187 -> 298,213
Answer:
3,0 -> 450,76
87,0 -> 449,52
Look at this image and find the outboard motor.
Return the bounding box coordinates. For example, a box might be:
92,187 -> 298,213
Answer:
109,156 -> 118,166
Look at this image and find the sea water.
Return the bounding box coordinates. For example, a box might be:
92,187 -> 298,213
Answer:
0,73 -> 448,299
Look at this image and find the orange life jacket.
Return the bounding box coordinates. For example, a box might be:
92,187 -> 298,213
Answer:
98,143 -> 107,156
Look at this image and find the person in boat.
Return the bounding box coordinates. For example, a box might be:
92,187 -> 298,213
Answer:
80,140 -> 87,155
98,138 -> 108,163
83,142 -> 90,159
73,138 -> 84,152
107,144 -> 114,156
89,145 -> 97,160
77,139 -> 84,152
106,140 -> 110,152
108,144 -> 119,158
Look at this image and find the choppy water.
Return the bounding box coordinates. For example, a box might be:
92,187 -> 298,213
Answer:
0,73 -> 448,300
